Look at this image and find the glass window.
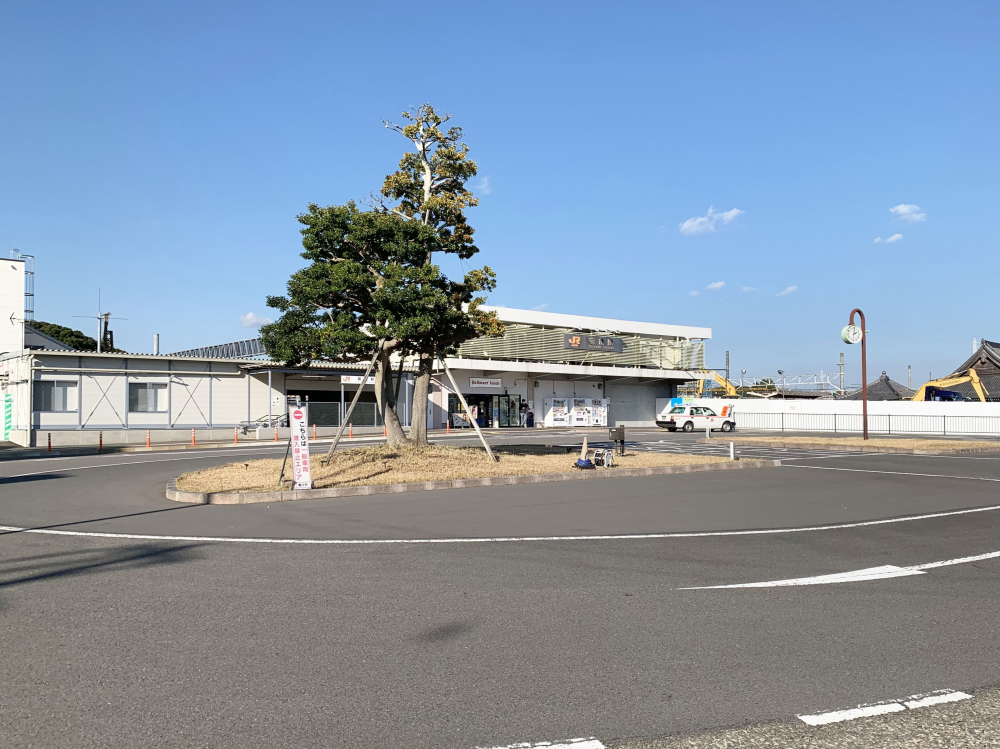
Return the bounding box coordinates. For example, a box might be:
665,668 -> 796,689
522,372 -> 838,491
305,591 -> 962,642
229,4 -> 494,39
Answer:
702,408 -> 717,416
690,407 -> 702,415
129,383 -> 168,412
34,381 -> 78,412
669,406 -> 685,414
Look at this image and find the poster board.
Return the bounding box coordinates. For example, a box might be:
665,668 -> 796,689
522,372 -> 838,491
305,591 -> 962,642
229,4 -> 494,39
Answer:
288,404 -> 313,490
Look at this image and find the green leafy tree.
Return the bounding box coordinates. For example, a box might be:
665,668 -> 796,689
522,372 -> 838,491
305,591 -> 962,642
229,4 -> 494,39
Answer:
30,321 -> 97,351
261,202 -> 457,446
380,104 -> 502,444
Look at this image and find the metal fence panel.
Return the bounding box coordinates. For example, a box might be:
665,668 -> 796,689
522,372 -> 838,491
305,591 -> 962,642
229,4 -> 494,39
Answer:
734,411 -> 1000,436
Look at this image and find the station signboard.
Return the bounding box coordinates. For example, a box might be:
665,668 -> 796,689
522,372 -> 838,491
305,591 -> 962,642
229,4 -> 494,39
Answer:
288,404 -> 313,490
563,334 -> 623,353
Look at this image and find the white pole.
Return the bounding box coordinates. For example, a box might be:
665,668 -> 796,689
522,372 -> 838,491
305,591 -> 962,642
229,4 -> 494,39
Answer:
706,424 -> 711,441
153,333 -> 160,355
730,441 -> 735,461
323,343 -> 382,464
439,355 -> 496,463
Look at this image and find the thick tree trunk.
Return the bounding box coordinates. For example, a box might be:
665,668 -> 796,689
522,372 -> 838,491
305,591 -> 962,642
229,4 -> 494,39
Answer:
375,350 -> 408,446
408,353 -> 433,446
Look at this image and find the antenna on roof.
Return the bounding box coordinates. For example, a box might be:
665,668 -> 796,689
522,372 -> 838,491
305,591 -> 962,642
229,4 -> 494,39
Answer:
73,290 -> 127,353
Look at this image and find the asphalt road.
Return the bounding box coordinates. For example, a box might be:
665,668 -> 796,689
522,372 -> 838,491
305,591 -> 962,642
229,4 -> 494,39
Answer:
3,429 -> 1000,748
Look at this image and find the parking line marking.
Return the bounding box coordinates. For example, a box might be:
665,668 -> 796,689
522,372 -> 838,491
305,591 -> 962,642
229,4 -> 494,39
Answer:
798,689 -> 971,725
785,464 -> 1000,482
480,739 -> 604,749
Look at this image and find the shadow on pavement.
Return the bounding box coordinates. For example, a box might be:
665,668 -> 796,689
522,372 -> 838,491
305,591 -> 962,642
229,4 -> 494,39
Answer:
0,503 -> 203,536
0,473 -> 69,485
0,543 -> 205,589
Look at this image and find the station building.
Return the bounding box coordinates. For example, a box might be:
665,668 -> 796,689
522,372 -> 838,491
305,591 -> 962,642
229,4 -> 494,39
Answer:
0,259 -> 710,445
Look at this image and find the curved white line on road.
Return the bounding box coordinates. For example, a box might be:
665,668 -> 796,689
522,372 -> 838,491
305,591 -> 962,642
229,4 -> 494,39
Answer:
683,550 -> 1000,589
785,465 -> 1000,482
3,502 -> 1000,545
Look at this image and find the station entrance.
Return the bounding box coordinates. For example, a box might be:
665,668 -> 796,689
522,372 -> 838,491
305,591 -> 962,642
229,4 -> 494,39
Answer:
448,393 -> 523,428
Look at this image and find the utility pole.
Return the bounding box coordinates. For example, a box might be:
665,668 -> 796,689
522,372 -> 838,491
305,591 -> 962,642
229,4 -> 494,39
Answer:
908,365 -> 912,389
725,350 -> 730,385
839,353 -> 845,394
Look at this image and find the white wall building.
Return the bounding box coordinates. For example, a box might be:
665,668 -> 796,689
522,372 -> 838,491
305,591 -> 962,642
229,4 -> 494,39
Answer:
0,263 -> 712,446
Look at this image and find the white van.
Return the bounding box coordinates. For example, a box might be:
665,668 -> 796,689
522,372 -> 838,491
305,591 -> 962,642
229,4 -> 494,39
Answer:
655,404 -> 735,433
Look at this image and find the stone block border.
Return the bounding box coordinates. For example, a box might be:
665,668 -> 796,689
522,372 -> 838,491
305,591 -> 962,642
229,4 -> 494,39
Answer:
716,438 -> 1000,456
166,459 -> 780,505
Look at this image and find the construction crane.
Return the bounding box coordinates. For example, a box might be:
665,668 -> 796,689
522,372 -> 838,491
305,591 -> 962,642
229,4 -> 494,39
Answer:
911,368 -> 988,402
694,370 -> 739,397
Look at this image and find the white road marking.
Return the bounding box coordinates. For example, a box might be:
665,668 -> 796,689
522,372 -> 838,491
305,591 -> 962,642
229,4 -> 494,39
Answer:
799,702 -> 906,725
480,739 -> 604,749
5,501 -> 1000,545
785,464 -> 1000,483
681,565 -> 926,589
683,550 -> 1000,589
798,689 -> 971,725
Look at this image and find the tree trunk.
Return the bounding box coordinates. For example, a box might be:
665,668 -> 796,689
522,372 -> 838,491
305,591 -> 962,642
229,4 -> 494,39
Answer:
375,350 -> 408,446
408,353 -> 433,446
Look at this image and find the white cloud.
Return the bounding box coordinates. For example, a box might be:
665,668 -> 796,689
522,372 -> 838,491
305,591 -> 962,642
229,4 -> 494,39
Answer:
475,176 -> 492,195
775,285 -> 798,297
740,286 -> 758,292
874,237 -> 882,243
886,233 -> 903,243
239,312 -> 272,328
706,281 -> 725,290
532,303 -> 548,311
890,204 -> 926,222
679,206 -> 744,236
689,290 -> 699,296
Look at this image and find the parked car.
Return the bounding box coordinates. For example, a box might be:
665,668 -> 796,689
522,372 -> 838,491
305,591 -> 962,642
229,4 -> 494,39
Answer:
656,405 -> 735,433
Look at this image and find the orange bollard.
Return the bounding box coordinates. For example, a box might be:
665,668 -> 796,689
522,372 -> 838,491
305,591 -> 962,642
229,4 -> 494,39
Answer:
446,420 -> 450,435
274,426 -> 279,442
349,422 -> 353,438
383,424 -> 387,437
191,428 -> 196,446
313,423 -> 317,440
234,426 -> 239,443
146,429 -> 151,448
99,431 -> 103,451
47,432 -> 52,451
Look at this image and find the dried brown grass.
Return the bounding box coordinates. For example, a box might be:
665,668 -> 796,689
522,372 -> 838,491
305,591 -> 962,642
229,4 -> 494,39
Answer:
176,444 -> 729,493
733,436 -> 1000,450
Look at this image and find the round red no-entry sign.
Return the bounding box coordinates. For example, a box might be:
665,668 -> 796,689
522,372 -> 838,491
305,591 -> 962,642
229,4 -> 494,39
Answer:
293,410 -> 303,420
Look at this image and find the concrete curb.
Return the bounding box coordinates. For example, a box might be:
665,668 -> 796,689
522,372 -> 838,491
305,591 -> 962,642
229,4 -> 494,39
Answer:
715,438 -> 1000,456
166,458 -> 781,505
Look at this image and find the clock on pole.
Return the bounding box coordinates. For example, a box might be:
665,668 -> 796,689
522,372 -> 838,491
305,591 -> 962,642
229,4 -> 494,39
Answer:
841,324 -> 862,345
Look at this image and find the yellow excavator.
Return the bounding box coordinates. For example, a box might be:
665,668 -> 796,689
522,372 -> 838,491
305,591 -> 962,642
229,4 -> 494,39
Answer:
911,368 -> 989,402
695,370 -> 739,397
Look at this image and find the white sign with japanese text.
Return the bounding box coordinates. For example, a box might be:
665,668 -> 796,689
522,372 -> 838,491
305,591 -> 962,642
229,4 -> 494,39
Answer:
288,404 -> 313,490
341,375 -> 376,385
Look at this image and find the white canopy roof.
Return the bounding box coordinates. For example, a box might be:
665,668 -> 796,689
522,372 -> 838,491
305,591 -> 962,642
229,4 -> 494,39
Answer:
480,306 -> 711,340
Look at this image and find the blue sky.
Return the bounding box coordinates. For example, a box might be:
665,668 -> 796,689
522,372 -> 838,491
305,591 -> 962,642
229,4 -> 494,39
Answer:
2,1 -> 998,386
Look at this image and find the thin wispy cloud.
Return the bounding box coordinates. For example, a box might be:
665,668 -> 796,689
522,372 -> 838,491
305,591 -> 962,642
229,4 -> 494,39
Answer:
532,303 -> 548,311
239,312 -> 273,328
679,206 -> 744,236
874,237 -> 882,243
706,281 -> 725,290
886,233 -> 903,243
475,176 -> 492,195
689,290 -> 699,296
890,204 -> 926,222
775,286 -> 798,297
740,286 -> 758,292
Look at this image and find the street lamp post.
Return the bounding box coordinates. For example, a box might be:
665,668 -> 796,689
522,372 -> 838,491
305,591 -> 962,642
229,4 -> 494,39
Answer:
841,309 -> 868,440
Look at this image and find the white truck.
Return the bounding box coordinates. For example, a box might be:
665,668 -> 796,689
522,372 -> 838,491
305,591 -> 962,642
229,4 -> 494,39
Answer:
654,400 -> 736,432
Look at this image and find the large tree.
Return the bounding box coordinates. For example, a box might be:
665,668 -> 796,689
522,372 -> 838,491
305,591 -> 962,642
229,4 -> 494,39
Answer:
380,104 -> 500,444
260,202 -> 449,446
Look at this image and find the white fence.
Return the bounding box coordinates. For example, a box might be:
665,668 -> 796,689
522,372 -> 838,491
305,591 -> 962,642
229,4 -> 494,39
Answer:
735,411 -> 1000,436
